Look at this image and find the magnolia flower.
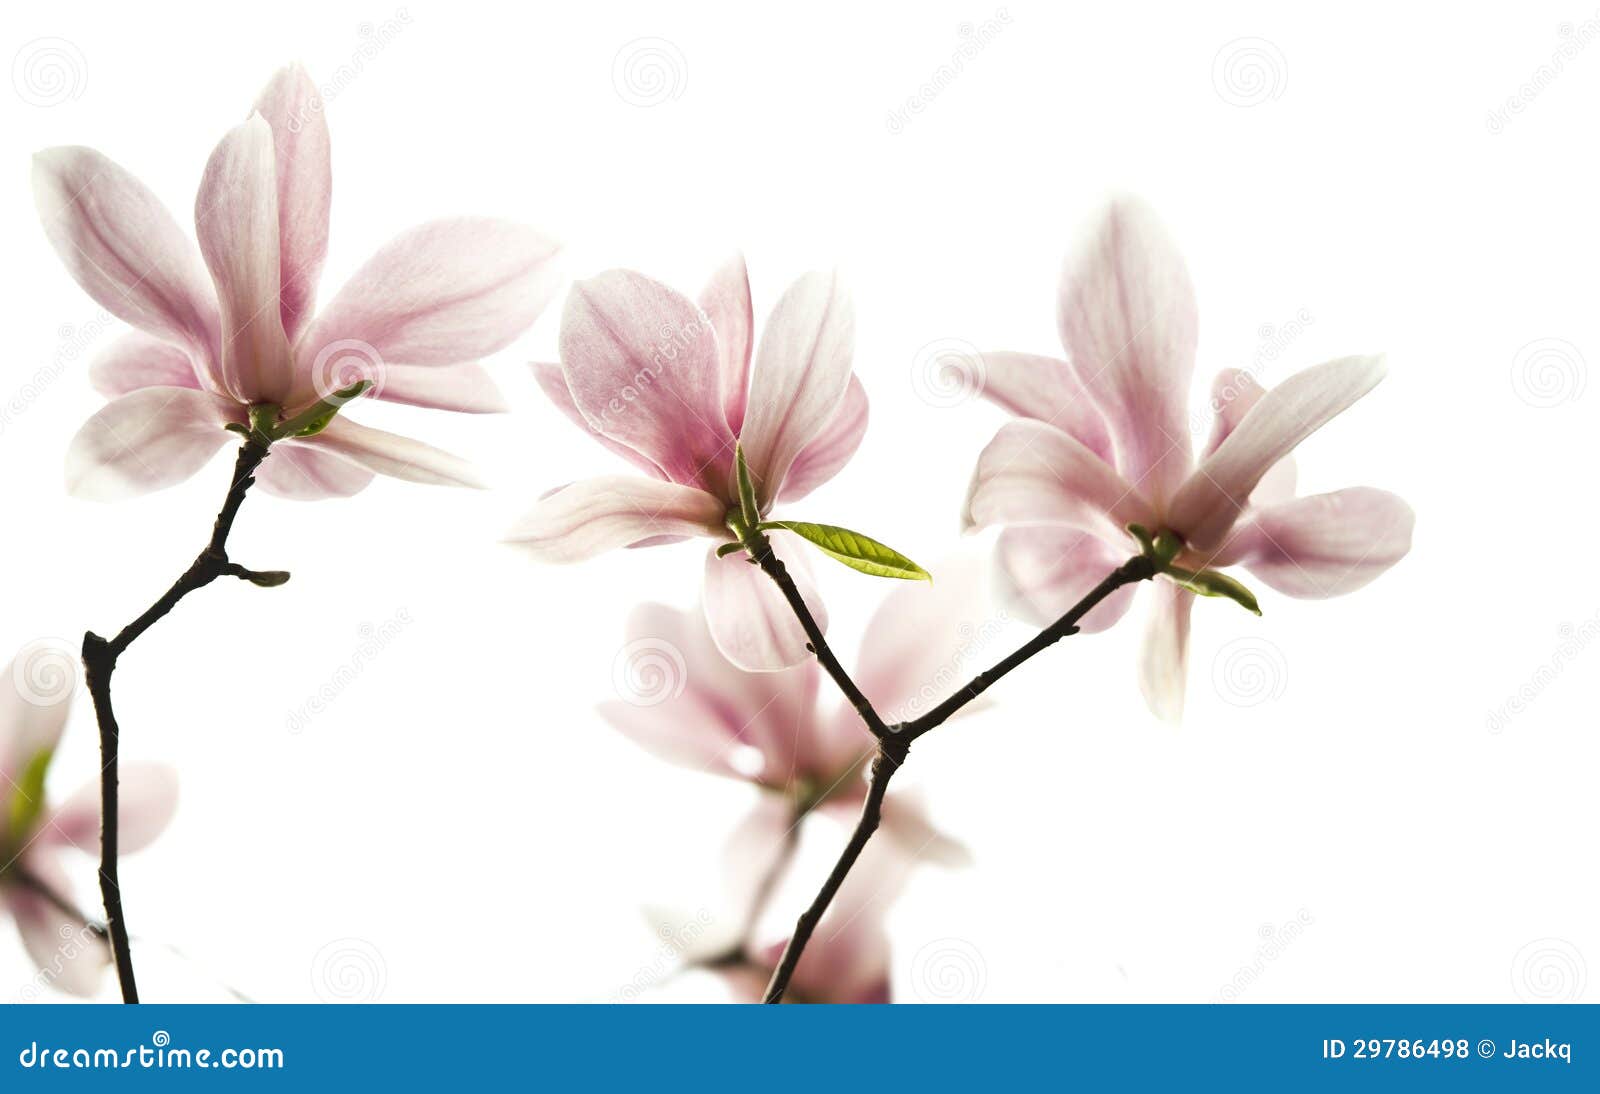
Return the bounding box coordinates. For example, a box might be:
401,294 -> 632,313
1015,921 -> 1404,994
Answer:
509,257 -> 867,670
34,64 -> 560,501
964,199 -> 1414,720
0,652 -> 176,996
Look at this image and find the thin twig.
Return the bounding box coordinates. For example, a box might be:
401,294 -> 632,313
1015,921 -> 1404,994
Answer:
81,438 -> 284,1003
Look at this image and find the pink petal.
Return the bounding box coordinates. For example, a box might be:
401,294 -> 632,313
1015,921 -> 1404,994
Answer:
45,763 -> 177,855
7,855 -> 108,997
877,794 -> 972,868
699,254 -> 754,433
1137,581 -> 1193,722
702,535 -> 829,671
963,419 -> 1155,543
558,271 -> 735,493
194,115 -> 296,404
253,64 -> 331,339
308,417 -> 482,488
854,557 -> 993,725
1168,355 -> 1387,550
88,332 -> 202,398
65,387 -> 241,501
740,270 -> 854,507
597,602 -> 818,787
0,650 -> 73,791
978,351 -> 1115,464
993,525 -> 1139,633
1203,368 -> 1295,504
32,147 -> 220,377
778,374 -> 868,503
1212,487 -> 1414,599
531,362 -> 664,476
252,440 -> 375,500
1058,198 -> 1198,506
375,362 -> 507,413
295,218 -> 561,402
506,477 -> 725,562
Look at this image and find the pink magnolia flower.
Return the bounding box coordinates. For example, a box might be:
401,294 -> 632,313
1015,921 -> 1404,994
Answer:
508,256 -> 867,670
964,199 -> 1414,720
0,651 -> 176,996
34,64 -> 561,501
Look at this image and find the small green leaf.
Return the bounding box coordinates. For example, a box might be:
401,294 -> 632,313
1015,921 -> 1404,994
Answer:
7,748 -> 53,838
270,380 -> 374,440
734,443 -> 760,530
1164,566 -> 1262,615
757,521 -> 931,582
715,541 -> 745,559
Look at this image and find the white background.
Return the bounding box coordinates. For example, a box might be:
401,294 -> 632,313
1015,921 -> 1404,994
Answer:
0,0 -> 1595,1003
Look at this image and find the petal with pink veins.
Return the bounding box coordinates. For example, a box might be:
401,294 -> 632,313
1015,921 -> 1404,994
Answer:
778,374 -> 868,503
1168,355 -> 1387,550
558,271 -> 734,492
32,147 -> 221,377
194,115 -> 296,404
1137,581 -> 1193,723
44,764 -> 178,855
993,525 -> 1140,632
505,477 -> 726,562
1058,198 -> 1198,506
252,441 -> 375,501
703,535 -> 829,671
65,387 -> 241,501
740,270 -> 854,507
252,64 -> 331,339
88,332 -> 202,398
308,417 -> 483,488
1203,368 -> 1295,504
1210,487 -> 1414,599
699,254 -> 754,433
978,351 -> 1115,464
530,362 -> 664,476
963,419 -> 1155,543
374,362 -> 507,414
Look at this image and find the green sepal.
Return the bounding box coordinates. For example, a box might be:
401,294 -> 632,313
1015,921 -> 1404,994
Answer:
7,748 -> 53,839
756,520 -> 931,582
1163,565 -> 1263,615
715,541 -> 745,559
734,444 -> 761,530
277,380 -> 374,439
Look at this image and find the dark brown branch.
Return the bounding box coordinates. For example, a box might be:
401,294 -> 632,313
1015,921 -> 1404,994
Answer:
81,438 -> 283,1003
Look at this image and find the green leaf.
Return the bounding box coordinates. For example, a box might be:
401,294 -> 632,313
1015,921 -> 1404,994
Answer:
271,380 -> 374,440
1163,566 -> 1262,615
715,541 -> 745,559
757,521 -> 931,582
733,443 -> 760,530
7,748 -> 53,838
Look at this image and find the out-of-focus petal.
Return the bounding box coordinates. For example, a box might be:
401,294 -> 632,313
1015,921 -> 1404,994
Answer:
702,535 -> 828,671
45,763 -> 177,855
777,374 -> 868,503
978,351 -> 1114,464
993,525 -> 1139,633
0,652 -> 73,790
1210,487 -> 1414,599
253,63 -> 331,339
1137,581 -> 1193,723
373,362 -> 507,413
558,270 -> 734,492
7,855 -> 108,997
194,115 -> 296,404
88,332 -> 202,398
1203,368 -> 1295,504
506,477 -> 725,562
1058,198 -> 1198,506
963,419 -> 1154,543
1168,355 -> 1387,549
530,362 -> 664,476
740,270 -> 854,507
65,387 -> 241,501
32,147 -> 221,376
699,254 -> 754,433
309,417 -> 482,488
252,441 -> 375,500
